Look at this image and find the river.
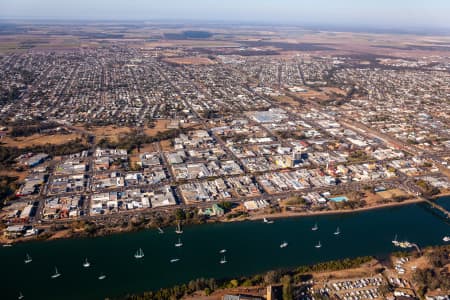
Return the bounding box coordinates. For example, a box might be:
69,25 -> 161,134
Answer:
2,198 -> 449,300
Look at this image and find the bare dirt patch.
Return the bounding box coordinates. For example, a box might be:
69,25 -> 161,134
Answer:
377,189 -> 409,200
1,133 -> 82,148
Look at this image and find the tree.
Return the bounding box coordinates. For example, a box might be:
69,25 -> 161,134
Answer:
264,270 -> 282,285
175,208 -> 186,220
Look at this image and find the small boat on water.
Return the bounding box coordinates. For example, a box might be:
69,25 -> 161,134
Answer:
170,258 -> 180,263
2,243 -> 13,248
219,249 -> 227,254
51,267 -> 61,279
175,222 -> 183,234
392,234 -> 400,246
18,292 -> 24,300
83,258 -> 90,268
334,227 -> 341,236
443,236 -> 450,242
312,223 -> 319,231
98,273 -> 106,280
315,241 -> 322,249
280,241 -> 288,248
220,256 -> 227,264
175,238 -> 183,247
158,227 -> 164,234
24,254 -> 32,264
134,248 -> 144,259
263,218 -> 274,224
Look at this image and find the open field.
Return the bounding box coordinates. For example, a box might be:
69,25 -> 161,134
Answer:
377,188 -> 410,200
144,119 -> 171,136
1,133 -> 82,148
162,56 -> 215,65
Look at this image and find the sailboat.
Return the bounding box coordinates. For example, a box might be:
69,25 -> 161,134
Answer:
333,227 -> 341,235
220,255 -> 227,264
392,234 -> 399,246
315,241 -> 322,249
219,249 -> 227,254
98,273 -> 106,280
175,238 -> 183,247
51,267 -> 61,279
134,248 -> 144,259
170,258 -> 180,263
18,292 -> 24,300
311,223 -> 319,231
280,241 -> 288,248
83,258 -> 90,268
24,254 -> 32,264
175,222 -> 183,234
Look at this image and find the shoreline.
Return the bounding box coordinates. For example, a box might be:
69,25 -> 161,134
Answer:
1,197 -> 436,245
246,198 -> 428,222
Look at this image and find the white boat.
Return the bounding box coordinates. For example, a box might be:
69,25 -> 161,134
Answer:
280,241 -> 288,248
51,267 -> 61,279
443,236 -> 450,242
2,243 -> 12,248
134,248 -> 144,259
175,222 -> 183,234
219,249 -> 227,254
83,258 -> 90,268
220,255 -> 227,264
18,292 -> 24,300
98,274 -> 106,280
315,241 -> 322,249
333,227 -> 341,235
312,223 -> 319,231
158,227 -> 164,234
24,254 -> 32,264
174,238 -> 183,247
170,258 -> 180,263
392,234 -> 399,246
263,218 -> 274,224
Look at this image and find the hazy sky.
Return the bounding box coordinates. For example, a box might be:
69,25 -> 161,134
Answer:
1,0 -> 449,28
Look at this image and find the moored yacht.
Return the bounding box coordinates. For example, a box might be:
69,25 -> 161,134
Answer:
220,255 -> 227,264
175,222 -> 183,234
134,248 -> 144,259
175,238 -> 183,247
83,258 -> 90,268
51,267 -> 61,279
24,254 -> 32,264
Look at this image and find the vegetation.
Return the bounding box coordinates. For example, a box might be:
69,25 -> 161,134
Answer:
0,139 -> 88,167
10,121 -> 60,137
119,256 -> 373,300
0,175 -> 19,203
413,246 -> 450,297
415,179 -> 440,196
97,128 -> 192,153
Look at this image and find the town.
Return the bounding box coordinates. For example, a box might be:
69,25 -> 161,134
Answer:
0,23 -> 449,300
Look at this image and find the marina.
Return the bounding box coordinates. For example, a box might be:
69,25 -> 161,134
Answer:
1,201 -> 449,300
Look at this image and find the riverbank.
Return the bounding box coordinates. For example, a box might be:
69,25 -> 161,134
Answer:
0,197 -> 435,246
246,197 -> 427,222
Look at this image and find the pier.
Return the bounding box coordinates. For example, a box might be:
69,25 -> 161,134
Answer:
423,197 -> 450,219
